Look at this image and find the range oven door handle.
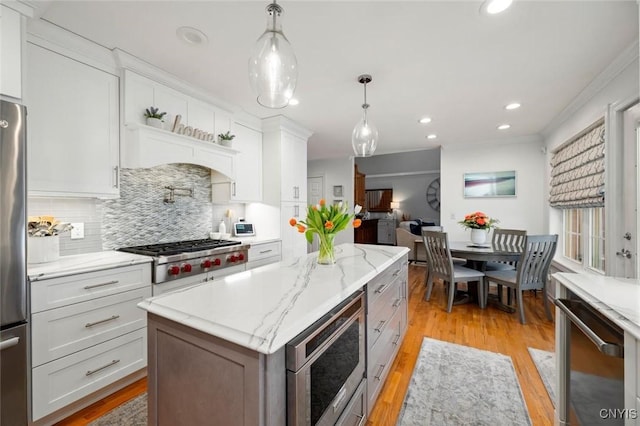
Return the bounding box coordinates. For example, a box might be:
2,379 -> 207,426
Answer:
553,298 -> 624,358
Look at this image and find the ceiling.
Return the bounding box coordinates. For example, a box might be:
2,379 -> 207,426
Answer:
32,1 -> 638,160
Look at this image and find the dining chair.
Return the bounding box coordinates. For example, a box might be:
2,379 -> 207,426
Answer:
485,228 -> 527,271
483,234 -> 558,324
422,230 -> 486,312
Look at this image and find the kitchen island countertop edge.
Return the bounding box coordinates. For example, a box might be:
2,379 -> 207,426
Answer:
138,243 -> 409,354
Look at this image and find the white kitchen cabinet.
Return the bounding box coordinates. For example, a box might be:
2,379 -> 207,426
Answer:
281,132 -> 307,202
0,5 -> 23,98
262,116 -> 313,261
281,202 -> 309,261
212,122 -> 263,203
30,262 -> 151,422
26,43 -> 120,198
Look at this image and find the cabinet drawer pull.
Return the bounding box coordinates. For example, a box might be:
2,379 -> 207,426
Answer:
86,359 -> 120,376
392,268 -> 401,277
85,315 -> 120,328
0,337 -> 20,351
392,298 -> 402,308
374,320 -> 386,333
259,249 -> 273,254
374,283 -> 388,294
83,280 -> 119,290
355,414 -> 365,426
113,166 -> 119,188
392,333 -> 401,346
374,364 -> 385,380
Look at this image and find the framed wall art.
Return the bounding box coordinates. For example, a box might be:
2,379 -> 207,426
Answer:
463,170 -> 516,198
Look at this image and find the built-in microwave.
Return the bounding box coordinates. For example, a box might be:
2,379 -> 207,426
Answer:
286,290 -> 366,426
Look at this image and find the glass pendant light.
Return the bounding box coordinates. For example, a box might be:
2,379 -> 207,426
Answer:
352,74 -> 378,157
248,1 -> 297,109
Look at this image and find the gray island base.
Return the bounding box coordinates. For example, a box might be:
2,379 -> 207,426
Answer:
140,244 -> 409,425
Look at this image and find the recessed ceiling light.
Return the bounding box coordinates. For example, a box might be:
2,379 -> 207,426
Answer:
480,0 -> 513,15
497,124 -> 511,130
426,134 -> 437,139
505,102 -> 521,110
176,26 -> 208,46
419,117 -> 432,124
288,98 -> 299,106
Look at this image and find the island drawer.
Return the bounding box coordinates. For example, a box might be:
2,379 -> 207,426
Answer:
366,258 -> 406,310
248,241 -> 281,262
367,307 -> 403,410
32,328 -> 147,421
31,287 -> 151,367
367,278 -> 403,349
31,264 -> 152,313
336,378 -> 367,426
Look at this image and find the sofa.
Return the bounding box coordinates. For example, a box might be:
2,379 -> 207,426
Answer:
396,220 -> 438,263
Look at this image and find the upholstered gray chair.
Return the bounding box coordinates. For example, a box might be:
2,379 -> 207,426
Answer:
422,230 -> 486,312
483,234 -> 558,324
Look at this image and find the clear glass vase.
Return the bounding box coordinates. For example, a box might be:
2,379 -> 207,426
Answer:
317,234 -> 336,265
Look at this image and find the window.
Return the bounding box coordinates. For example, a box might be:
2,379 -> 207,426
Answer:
562,208 -> 605,273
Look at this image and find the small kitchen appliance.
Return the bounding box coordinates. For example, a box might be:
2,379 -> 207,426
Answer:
118,238 -> 250,284
234,222 -> 255,237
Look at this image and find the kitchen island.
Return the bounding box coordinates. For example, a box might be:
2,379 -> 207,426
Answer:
138,243 -> 409,425
553,273 -> 640,425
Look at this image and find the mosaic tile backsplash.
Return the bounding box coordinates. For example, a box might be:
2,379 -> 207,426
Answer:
100,164 -> 214,249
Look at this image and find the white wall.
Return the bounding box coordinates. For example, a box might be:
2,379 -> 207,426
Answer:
307,157 -> 355,245
440,139 -> 546,242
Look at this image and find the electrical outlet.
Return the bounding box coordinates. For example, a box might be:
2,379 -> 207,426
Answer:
70,222 -> 85,239
450,213 -> 456,220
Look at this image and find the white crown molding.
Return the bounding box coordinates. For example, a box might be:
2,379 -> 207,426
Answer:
262,115 -> 314,140
27,18 -> 118,74
541,39 -> 639,139
2,0 -> 34,17
113,48 -> 236,114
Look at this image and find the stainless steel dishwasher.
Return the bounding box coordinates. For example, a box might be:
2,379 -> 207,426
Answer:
555,294 -> 626,425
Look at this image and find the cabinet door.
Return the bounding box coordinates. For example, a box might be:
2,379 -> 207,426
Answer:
0,5 -> 22,98
26,44 -> 119,197
231,123 -> 262,202
281,132 -> 307,202
281,202 -> 308,261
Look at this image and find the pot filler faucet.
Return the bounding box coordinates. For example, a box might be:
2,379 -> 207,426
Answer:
163,185 -> 193,204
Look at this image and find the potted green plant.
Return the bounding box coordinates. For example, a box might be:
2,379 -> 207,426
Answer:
217,131 -> 235,147
144,107 -> 167,129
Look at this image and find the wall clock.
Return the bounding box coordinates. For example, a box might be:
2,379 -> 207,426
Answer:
426,178 -> 440,212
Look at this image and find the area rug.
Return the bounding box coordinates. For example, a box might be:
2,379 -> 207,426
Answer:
397,338 -> 531,426
88,392 -> 147,426
528,347 -> 624,424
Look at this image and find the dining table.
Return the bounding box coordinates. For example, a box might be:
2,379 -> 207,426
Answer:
448,241 -> 522,312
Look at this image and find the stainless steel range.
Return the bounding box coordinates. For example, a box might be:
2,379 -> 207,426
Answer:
118,239 -> 250,285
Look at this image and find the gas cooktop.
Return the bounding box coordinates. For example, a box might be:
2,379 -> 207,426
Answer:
118,238 -> 241,257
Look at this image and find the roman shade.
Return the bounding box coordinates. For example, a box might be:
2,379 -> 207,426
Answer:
549,119 -> 605,209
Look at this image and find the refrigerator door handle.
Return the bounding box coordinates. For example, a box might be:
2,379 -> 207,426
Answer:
0,337 -> 20,351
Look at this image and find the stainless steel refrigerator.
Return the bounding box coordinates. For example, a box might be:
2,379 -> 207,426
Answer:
0,99 -> 28,425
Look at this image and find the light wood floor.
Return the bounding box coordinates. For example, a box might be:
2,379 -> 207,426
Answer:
56,263 -> 556,425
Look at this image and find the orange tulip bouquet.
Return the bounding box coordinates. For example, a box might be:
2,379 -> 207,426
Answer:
290,200 -> 362,264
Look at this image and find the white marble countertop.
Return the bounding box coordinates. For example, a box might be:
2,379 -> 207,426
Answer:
139,243 -> 409,354
28,251 -> 153,281
553,272 -> 640,340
